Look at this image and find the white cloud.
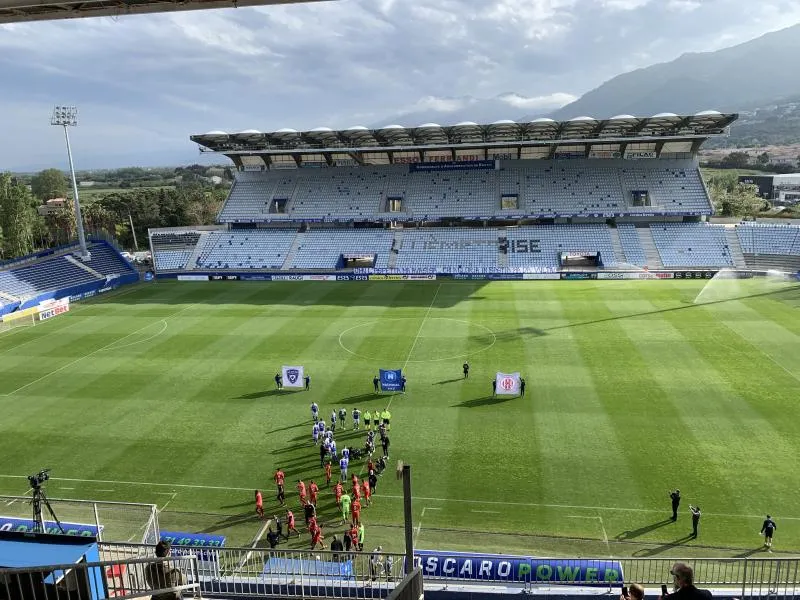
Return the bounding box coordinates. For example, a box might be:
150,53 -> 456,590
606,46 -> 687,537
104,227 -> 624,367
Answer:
498,92 -> 577,109
0,0 -> 799,168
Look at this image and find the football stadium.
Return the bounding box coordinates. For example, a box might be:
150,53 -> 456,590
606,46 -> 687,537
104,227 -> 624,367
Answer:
2,107 -> 800,596
3,3 -> 800,592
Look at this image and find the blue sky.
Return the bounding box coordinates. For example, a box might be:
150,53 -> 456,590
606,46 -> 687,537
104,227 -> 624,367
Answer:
1,0 -> 799,171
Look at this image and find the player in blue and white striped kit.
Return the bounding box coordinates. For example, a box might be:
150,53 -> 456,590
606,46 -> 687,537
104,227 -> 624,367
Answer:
342,446 -> 350,461
312,423 -> 319,445
330,410 -> 337,433
339,455 -> 349,480
311,402 -> 319,423
330,439 -> 337,459
352,408 -> 361,430
317,420 -> 326,436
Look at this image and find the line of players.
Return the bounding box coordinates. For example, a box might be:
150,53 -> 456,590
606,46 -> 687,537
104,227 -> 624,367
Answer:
255,402 -> 392,550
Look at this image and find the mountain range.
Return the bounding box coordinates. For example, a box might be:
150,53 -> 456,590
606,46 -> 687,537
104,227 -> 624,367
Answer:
380,23 -> 800,147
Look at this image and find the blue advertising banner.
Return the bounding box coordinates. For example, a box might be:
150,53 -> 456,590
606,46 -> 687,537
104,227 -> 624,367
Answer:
379,369 -> 402,392
0,516 -> 99,538
413,550 -> 623,585
160,531 -> 225,563
410,160 -> 496,173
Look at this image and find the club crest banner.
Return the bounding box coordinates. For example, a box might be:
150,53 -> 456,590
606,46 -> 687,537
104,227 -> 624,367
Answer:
380,369 -> 402,392
495,372 -> 521,395
282,365 -> 305,388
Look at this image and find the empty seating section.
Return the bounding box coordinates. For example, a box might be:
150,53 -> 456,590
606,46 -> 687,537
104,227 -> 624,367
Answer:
292,169 -> 391,221
616,224 -> 648,267
395,229 -> 500,272
218,173 -> 278,221
620,162 -> 710,213
219,160 -> 711,222
650,223 -> 733,267
195,230 -> 296,269
736,223 -> 800,256
507,225 -> 618,271
517,165 -> 624,215
151,232 -> 202,271
155,250 -> 191,271
290,229 -> 394,269
84,244 -> 135,276
405,171 -> 496,219
0,256 -> 100,299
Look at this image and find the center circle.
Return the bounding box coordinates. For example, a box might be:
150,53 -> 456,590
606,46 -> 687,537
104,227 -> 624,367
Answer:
337,317 -> 497,363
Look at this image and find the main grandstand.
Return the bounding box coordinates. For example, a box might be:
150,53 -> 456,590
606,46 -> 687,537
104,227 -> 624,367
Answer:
144,112 -> 800,277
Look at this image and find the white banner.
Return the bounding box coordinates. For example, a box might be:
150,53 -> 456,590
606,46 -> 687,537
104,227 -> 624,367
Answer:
597,272 -> 675,280
522,273 -> 561,280
177,275 -> 209,281
38,297 -> 70,321
495,372 -> 521,395
281,365 -> 305,388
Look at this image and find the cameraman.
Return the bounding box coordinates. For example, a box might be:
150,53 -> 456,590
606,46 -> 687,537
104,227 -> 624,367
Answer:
145,541 -> 185,600
660,562 -> 712,600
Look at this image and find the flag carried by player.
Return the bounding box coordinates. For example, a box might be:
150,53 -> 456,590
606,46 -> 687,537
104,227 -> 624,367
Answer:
379,369 -> 402,392
282,365 -> 305,388
495,372 -> 521,396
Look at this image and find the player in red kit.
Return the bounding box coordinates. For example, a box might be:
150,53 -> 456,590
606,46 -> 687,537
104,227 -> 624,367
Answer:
351,498 -> 362,525
351,474 -> 359,490
255,490 -> 264,518
310,522 -> 325,550
309,480 -> 319,506
274,469 -> 286,505
286,509 -> 299,538
324,462 -> 332,487
297,480 -> 307,505
352,483 -> 361,502
348,523 -> 358,550
362,480 -> 371,506
334,481 -> 343,506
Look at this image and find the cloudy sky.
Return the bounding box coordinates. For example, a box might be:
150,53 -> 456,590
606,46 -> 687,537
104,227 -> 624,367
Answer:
1,0 -> 799,170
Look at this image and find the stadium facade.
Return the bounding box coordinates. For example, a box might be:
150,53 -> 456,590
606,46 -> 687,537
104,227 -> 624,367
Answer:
144,112 -> 800,279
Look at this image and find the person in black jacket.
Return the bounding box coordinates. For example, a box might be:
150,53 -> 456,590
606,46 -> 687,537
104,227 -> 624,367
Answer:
761,515 -> 777,549
661,562 -> 712,600
669,489 -> 681,521
689,506 -> 701,538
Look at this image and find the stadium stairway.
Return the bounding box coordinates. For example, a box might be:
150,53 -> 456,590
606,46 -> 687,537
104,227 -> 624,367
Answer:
724,227 -> 748,269
608,227 -> 626,266
184,232 -> 210,270
498,230 -> 509,269
637,227 -> 665,269
65,254 -> 104,279
281,231 -> 304,270
388,230 -> 403,270
0,290 -> 19,303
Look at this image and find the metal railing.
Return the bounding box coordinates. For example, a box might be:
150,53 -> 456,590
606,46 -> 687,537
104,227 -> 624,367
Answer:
101,543 -> 407,598
98,543 -> 800,598
0,555 -> 200,600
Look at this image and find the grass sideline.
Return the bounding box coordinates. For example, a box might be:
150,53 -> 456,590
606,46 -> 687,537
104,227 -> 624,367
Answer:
1,278 -> 799,557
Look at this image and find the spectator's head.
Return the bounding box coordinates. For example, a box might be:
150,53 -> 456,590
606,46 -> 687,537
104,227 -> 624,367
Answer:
630,584 -> 645,600
670,562 -> 694,589
767,514 -> 771,519
332,535 -> 338,542
155,540 -> 171,558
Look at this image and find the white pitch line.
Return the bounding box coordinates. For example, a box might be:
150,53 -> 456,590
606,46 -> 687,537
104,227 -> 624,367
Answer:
387,283 -> 441,410
1,304 -> 193,397
96,489 -> 115,493
238,520 -> 272,570
159,492 -> 178,512
1,473 -> 796,523
472,510 -> 500,514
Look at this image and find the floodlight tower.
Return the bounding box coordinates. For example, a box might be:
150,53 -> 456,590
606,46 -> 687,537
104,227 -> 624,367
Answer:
51,106 -> 89,259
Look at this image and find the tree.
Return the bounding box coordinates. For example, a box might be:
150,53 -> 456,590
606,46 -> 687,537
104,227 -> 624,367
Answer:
0,173 -> 39,258
31,168 -> 68,201
757,152 -> 770,165
719,151 -> 751,169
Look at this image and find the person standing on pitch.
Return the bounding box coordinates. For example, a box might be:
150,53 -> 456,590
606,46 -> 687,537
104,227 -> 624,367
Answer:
339,454 -> 349,481
311,402 -> 319,422
364,410 -> 372,431
274,373 -> 283,390
463,362 -> 469,379
373,375 -> 380,393
340,491 -> 352,524
669,489 -> 681,521
255,490 -> 264,519
305,374 -> 311,391
689,505 -> 701,538
491,379 -> 496,397
339,407 -> 347,430
520,377 -> 526,397
761,515 -> 777,549
330,410 -> 337,433
401,375 -> 407,393
353,407 -> 361,430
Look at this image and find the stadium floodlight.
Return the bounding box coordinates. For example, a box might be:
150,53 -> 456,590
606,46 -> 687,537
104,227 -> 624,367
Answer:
51,106 -> 89,259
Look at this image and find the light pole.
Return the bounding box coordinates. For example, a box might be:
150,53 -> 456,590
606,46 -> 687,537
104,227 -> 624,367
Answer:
51,106 -> 89,260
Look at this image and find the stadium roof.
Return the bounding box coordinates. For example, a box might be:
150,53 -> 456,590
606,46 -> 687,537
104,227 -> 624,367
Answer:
0,0 -> 329,24
191,112 -> 738,156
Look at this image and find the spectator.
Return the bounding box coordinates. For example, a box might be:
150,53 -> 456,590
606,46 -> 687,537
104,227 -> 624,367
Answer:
368,470 -> 378,492
267,529 -> 280,549
343,528 -> 353,552
622,584 -> 646,600
661,562 -> 712,600
144,541 -> 185,600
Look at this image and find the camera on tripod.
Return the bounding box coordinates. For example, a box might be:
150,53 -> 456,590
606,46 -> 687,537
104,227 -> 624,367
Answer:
27,469 -> 50,490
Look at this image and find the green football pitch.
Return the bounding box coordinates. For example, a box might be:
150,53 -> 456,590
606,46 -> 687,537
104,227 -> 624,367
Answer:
1,278 -> 799,558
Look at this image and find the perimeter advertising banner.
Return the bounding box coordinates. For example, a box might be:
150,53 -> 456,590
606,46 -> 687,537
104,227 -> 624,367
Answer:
0,516 -> 100,538
413,550 -> 623,585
